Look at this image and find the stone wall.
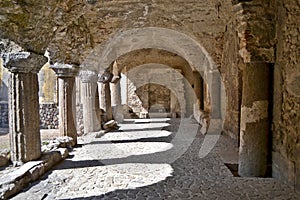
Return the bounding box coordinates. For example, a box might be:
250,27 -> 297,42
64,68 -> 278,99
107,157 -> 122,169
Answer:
0,102 -> 8,128
0,62 -> 9,102
220,3 -> 242,140
39,103 -> 59,129
125,64 -> 185,118
38,63 -> 57,103
272,0 -> 300,189
76,104 -> 84,135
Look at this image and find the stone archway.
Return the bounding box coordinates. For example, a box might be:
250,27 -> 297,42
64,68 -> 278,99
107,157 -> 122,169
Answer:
124,63 -> 189,118
81,27 -> 226,158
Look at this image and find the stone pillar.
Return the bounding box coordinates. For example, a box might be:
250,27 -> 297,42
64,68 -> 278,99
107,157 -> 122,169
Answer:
95,86 -> 101,124
4,53 -> 47,163
98,82 -> 113,122
209,70 -> 221,118
80,70 -> 101,134
193,71 -> 204,110
170,92 -> 177,118
110,80 -> 123,122
238,62 -> 270,177
51,63 -> 79,145
98,71 -> 114,123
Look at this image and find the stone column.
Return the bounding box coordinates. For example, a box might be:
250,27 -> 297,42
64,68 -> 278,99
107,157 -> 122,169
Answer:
238,62 -> 271,177
98,71 -> 114,123
4,53 -> 47,163
170,92 -> 177,118
98,82 -> 113,122
51,63 -> 79,145
110,80 -> 123,122
193,71 -> 204,110
80,70 -> 101,134
209,70 -> 221,119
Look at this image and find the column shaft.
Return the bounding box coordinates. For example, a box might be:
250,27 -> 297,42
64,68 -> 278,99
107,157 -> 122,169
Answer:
170,92 -> 177,118
193,72 -> 204,110
58,77 -> 77,144
98,82 -> 113,122
110,81 -> 123,122
238,62 -> 271,177
81,81 -> 101,133
9,72 -> 41,163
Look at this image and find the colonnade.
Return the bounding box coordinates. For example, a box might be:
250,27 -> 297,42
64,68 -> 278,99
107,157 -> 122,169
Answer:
2,53 -> 270,179
2,53 -> 123,164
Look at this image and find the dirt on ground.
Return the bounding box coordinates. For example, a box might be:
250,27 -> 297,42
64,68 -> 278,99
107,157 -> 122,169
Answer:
0,129 -> 60,150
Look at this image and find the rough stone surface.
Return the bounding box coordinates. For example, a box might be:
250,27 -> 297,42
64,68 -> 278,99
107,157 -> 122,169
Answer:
41,136 -> 75,153
80,71 -> 101,134
8,71 -> 41,163
272,0 -> 300,189
0,148 -> 68,200
98,82 -> 113,122
0,0 -> 227,65
0,102 -> 8,128
0,149 -> 10,167
103,120 -> 119,131
125,64 -> 187,117
0,0 -> 299,191
39,103 -> 59,129
54,66 -> 79,144
10,119 -> 300,200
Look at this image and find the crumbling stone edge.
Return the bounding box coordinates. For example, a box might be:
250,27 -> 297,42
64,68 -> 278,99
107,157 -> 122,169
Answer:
0,139 -> 71,200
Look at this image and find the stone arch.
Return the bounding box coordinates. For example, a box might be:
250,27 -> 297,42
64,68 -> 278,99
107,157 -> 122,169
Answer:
124,63 -> 190,118
82,27 -> 225,159
82,27 -> 225,123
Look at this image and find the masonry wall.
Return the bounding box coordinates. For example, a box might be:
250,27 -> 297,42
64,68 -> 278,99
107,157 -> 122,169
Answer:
272,0 -> 300,189
220,16 -> 242,140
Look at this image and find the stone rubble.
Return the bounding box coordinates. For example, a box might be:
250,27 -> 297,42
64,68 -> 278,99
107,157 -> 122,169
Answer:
103,120 -> 120,131
0,149 -> 10,168
0,136 -> 74,199
41,136 -> 75,153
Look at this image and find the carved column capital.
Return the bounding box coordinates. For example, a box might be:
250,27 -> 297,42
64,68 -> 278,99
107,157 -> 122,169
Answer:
79,70 -> 98,83
3,52 -> 47,73
50,63 -> 79,77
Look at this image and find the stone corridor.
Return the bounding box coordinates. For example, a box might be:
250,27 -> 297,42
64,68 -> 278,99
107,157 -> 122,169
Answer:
11,119 -> 299,200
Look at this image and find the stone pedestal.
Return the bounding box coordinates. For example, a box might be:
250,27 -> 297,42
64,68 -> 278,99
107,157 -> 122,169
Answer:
4,53 -> 47,163
80,70 -> 101,134
238,62 -> 271,177
51,63 -> 79,144
98,82 -> 113,122
110,80 -> 123,122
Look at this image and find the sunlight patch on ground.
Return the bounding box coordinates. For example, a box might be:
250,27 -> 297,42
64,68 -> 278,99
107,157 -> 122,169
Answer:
76,142 -> 174,161
97,130 -> 172,141
119,122 -> 170,131
58,163 -> 173,199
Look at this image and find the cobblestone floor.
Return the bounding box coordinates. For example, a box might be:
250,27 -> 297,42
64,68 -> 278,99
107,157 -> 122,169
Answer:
11,118 -> 300,200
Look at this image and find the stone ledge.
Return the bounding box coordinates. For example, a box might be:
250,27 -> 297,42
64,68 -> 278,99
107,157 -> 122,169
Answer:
0,148 -> 68,200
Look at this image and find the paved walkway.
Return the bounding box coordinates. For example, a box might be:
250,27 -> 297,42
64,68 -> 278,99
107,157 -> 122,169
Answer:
11,118 -> 300,200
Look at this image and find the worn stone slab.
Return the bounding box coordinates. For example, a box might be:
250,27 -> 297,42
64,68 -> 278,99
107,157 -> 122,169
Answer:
0,148 -> 68,199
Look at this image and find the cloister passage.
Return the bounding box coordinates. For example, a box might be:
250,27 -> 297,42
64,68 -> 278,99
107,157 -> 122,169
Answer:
0,26 -> 299,199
